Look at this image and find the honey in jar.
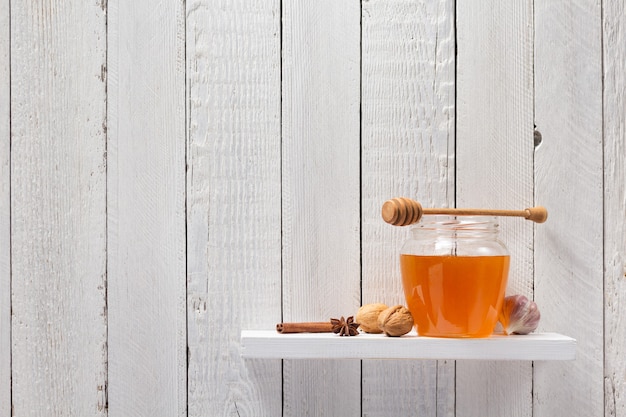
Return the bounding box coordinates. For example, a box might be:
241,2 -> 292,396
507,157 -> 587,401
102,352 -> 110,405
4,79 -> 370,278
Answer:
400,216 -> 510,338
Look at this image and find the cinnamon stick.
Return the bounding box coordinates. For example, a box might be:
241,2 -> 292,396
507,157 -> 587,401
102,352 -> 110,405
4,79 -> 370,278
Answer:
276,322 -> 333,334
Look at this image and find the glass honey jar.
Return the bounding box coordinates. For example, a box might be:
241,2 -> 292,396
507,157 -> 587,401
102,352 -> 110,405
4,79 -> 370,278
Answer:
400,216 -> 510,338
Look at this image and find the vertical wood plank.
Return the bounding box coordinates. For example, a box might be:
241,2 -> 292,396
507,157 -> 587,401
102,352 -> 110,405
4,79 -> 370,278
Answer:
361,0 -> 455,415
604,0 -> 626,415
534,0 -> 604,415
107,0 -> 186,415
0,0 -> 9,413
534,0 -> 604,416
186,1 -> 282,415
10,1 -> 107,415
456,1 -> 534,416
281,1 -> 361,415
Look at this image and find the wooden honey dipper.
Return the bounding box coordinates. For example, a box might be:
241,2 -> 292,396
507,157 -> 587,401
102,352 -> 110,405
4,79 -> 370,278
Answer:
382,197 -> 548,226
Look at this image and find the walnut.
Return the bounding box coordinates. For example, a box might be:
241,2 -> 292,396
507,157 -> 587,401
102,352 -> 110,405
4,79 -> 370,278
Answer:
378,305 -> 414,337
355,303 -> 388,333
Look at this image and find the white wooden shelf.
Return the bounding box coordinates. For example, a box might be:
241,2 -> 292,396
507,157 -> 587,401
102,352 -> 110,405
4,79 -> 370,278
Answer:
241,330 -> 576,361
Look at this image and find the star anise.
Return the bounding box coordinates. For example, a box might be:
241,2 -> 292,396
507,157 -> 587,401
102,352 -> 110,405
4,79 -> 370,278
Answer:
330,316 -> 360,336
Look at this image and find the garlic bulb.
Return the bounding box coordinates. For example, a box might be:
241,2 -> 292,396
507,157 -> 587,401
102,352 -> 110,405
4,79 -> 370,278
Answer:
499,295 -> 540,335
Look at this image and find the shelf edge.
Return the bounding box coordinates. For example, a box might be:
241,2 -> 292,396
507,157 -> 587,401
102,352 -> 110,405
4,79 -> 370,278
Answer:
240,330 -> 576,361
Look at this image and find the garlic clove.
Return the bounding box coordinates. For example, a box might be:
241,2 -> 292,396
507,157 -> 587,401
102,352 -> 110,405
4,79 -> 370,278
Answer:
355,303 -> 388,334
499,295 -> 541,335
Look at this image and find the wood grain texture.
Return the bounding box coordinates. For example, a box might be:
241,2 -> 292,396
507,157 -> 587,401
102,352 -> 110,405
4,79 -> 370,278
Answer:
186,1 -> 282,416
281,1 -> 361,415
107,0 -> 186,415
456,1 -> 534,416
534,1 -> 604,416
10,1 -> 107,415
361,0 -> 455,415
604,1 -> 626,415
0,0 -> 9,413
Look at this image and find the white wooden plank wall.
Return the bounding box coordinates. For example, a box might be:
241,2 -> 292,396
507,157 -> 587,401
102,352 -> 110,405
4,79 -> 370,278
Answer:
281,1 -> 361,415
0,0 -> 9,414
456,1 -> 534,416
10,2 -> 108,415
361,0 -> 455,415
0,1 -> 624,416
107,0 -> 187,415
534,0 -> 604,416
604,0 -> 626,415
186,1 -> 282,415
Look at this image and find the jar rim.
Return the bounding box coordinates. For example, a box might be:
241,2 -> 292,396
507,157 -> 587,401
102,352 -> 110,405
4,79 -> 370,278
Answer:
411,215 -> 500,231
